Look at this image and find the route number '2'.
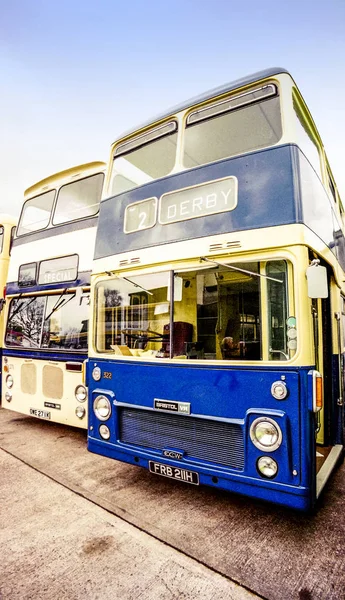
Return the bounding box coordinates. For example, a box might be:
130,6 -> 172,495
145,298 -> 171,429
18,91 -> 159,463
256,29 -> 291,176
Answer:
138,212 -> 146,229
124,197 -> 157,234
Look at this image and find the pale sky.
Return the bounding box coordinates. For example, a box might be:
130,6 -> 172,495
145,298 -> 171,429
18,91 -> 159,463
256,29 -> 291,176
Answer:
1,0 -> 344,216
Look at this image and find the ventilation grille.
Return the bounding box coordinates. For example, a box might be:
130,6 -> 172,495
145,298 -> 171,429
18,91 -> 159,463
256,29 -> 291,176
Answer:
42,365 -> 63,399
119,257 -> 141,267
21,363 -> 37,395
119,408 -> 244,470
209,241 -> 241,252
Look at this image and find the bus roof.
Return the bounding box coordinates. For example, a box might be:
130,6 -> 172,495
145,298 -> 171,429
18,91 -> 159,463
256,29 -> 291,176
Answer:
25,161 -> 106,199
112,67 -> 291,144
0,214 -> 17,226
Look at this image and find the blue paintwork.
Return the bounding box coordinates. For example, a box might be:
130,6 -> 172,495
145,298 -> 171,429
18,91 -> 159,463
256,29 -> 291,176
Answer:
6,271 -> 91,296
87,358 -> 318,510
95,145 -> 345,272
3,349 -> 86,361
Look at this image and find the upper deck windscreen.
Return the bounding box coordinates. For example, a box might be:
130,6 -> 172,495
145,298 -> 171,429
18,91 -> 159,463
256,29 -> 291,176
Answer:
17,172 -> 104,237
109,84 -> 281,197
17,190 -> 55,236
111,122 -> 178,196
183,85 -> 281,168
53,173 -> 104,225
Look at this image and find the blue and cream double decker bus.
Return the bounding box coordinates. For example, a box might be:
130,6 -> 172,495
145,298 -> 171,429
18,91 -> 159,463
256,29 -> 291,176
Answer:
2,162 -> 105,427
87,68 -> 345,510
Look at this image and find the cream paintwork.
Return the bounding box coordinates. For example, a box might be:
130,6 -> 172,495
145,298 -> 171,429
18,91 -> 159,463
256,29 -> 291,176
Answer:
2,355 -> 87,428
8,227 -> 97,282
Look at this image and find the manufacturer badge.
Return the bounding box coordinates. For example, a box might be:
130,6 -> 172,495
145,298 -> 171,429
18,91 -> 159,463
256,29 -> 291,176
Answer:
162,449 -> 184,460
154,399 -> 190,415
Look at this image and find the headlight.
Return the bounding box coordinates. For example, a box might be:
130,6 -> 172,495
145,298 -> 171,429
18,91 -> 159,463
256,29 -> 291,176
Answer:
99,424 -> 110,440
250,417 -> 282,452
6,374 -> 14,389
92,366 -> 101,381
75,405 -> 86,419
93,395 -> 111,421
5,391 -> 12,402
75,385 -> 87,402
257,456 -> 278,478
271,381 -> 288,400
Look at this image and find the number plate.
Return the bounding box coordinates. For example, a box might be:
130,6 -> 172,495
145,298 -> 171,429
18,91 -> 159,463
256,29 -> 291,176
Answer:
149,461 -> 199,485
30,408 -> 51,420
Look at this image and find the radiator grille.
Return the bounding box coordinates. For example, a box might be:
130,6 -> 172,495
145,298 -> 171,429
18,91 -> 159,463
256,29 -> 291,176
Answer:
119,408 -> 244,469
21,363 -> 37,395
42,365 -> 63,399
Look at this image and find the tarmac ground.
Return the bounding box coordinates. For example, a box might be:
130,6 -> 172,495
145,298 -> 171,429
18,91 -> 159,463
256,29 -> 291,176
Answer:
0,407 -> 345,600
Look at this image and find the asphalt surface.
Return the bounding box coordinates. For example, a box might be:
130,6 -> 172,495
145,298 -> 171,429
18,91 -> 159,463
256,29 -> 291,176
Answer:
0,407 -> 345,600
0,449 -> 257,600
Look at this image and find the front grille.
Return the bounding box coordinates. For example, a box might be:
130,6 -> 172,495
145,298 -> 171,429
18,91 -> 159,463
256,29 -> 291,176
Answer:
42,365 -> 63,399
21,363 -> 37,395
119,408 -> 244,469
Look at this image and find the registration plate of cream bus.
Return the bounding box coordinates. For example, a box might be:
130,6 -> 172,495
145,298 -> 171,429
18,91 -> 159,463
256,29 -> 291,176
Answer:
30,408 -> 51,420
149,461 -> 199,485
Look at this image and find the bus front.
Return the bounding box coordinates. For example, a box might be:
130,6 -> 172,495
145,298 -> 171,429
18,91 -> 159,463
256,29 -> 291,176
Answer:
88,68 -> 343,509
2,162 -> 105,427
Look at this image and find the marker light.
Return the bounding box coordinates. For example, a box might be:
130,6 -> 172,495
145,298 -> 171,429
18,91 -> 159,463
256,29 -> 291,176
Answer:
5,391 -> 12,402
99,424 -> 111,440
75,385 -> 87,402
6,374 -> 14,389
250,417 -> 282,452
271,381 -> 288,400
313,371 -> 323,412
257,456 -> 278,478
93,395 -> 111,421
92,366 -> 101,381
75,405 -> 86,419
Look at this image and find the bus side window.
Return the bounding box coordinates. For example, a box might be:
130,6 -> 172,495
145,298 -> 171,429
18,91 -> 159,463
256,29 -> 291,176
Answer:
9,226 -> 16,254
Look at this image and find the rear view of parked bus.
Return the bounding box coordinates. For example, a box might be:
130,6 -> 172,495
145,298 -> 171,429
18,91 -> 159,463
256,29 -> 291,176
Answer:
0,214 -> 18,392
2,162 -> 105,427
88,68 -> 344,510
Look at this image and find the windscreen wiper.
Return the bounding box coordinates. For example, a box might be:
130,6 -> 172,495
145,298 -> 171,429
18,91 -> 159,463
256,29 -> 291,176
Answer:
200,257 -> 283,283
117,276 -> 153,296
9,294 -> 37,320
44,289 -> 74,321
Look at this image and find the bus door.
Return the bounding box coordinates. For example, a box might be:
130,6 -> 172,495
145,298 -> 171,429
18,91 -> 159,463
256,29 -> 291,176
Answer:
308,260 -> 343,495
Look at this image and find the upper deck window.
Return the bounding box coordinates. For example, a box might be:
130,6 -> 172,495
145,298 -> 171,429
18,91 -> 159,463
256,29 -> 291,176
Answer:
53,173 -> 104,225
183,85 -> 282,168
110,122 -> 178,196
17,190 -> 55,237
0,226 -> 4,253
293,94 -> 322,180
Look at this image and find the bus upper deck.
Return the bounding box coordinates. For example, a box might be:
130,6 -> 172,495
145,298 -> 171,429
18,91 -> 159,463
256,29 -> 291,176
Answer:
2,162 -> 105,428
87,68 -> 345,511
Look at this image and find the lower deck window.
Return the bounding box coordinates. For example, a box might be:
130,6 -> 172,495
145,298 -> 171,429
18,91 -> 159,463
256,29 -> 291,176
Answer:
5,292 -> 89,351
95,260 -> 293,361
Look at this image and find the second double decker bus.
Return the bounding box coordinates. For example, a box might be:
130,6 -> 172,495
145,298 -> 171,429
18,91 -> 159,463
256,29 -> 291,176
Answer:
87,68 -> 344,510
2,162 -> 105,427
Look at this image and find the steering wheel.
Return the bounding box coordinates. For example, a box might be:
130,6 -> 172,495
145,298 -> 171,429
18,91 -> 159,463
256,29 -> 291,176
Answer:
121,328 -> 165,349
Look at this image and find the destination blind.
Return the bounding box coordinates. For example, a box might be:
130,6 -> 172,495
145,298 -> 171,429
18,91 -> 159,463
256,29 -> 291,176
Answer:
124,176 -> 238,233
